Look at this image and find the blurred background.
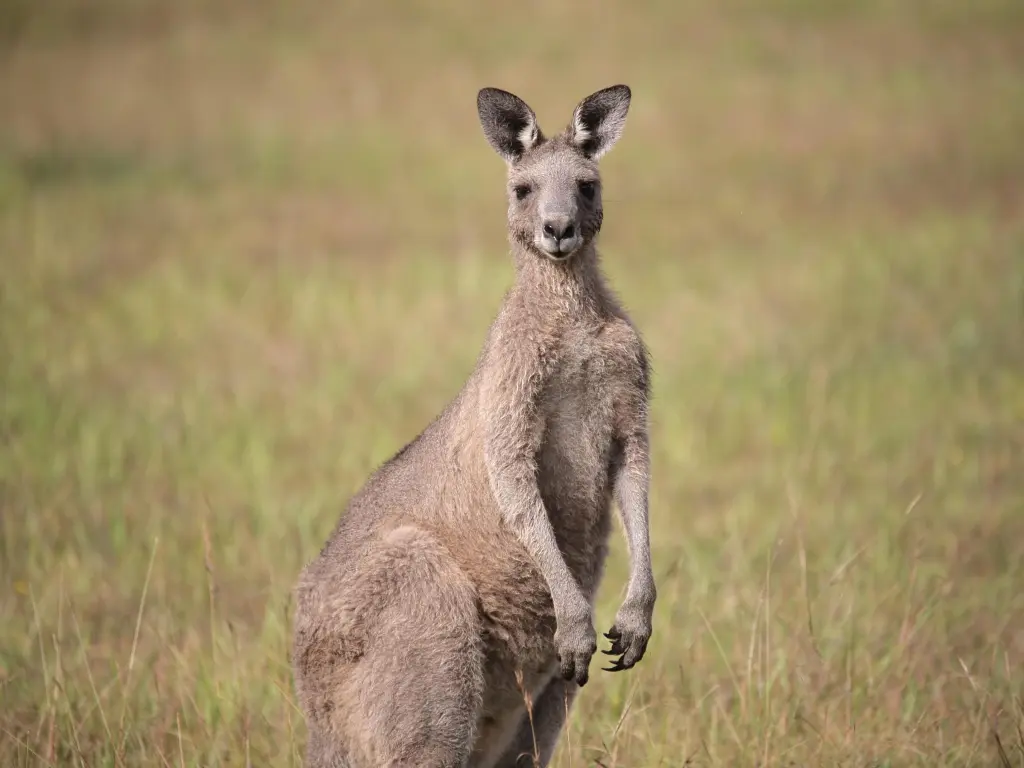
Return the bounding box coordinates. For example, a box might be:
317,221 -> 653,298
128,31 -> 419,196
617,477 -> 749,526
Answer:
1,0 -> 1022,765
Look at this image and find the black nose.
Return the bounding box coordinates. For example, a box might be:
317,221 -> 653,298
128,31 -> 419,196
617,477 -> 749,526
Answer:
542,220 -> 575,241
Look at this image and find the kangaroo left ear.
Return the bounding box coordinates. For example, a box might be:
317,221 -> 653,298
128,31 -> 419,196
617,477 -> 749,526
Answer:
477,87 -> 543,164
569,85 -> 631,160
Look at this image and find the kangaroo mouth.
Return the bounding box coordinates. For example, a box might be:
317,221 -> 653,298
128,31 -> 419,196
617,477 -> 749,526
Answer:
537,235 -> 582,261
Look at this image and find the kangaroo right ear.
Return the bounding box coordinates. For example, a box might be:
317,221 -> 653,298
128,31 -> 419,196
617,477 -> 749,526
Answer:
569,84 -> 631,160
477,88 -> 542,164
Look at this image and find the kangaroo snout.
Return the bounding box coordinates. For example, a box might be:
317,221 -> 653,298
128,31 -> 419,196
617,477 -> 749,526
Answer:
540,215 -> 580,257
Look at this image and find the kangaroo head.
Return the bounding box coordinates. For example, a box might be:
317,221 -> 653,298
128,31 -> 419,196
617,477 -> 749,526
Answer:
476,85 -> 631,263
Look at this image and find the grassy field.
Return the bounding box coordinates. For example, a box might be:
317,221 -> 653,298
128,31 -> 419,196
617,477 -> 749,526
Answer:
2,0 -> 1023,765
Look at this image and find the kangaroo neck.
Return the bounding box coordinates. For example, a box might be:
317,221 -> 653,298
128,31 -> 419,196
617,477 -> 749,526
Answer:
510,241 -> 608,316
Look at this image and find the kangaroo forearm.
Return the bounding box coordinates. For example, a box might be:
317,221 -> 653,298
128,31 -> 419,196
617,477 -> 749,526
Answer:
487,466 -> 589,615
617,482 -> 655,598
518,506 -> 591,614
614,437 -> 656,608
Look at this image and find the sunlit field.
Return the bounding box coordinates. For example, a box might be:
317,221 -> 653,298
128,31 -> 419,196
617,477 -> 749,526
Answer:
2,0 -> 1023,764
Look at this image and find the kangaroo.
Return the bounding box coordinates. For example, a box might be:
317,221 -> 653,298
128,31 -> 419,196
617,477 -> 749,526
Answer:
292,84 -> 656,768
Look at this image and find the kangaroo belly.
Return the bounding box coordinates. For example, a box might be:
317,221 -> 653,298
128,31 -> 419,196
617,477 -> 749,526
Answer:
536,387 -> 618,598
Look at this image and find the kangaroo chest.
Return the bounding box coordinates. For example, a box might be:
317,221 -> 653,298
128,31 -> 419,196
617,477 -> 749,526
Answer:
535,322 -> 642,591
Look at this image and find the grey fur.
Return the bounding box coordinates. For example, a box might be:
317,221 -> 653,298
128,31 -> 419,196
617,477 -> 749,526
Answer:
292,85 -> 656,768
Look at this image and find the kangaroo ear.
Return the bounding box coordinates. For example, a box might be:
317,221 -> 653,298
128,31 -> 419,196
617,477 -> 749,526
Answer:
569,85 -> 631,160
477,88 -> 542,164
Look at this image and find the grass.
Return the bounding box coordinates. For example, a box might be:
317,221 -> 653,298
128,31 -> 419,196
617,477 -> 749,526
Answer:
1,0 -> 1023,764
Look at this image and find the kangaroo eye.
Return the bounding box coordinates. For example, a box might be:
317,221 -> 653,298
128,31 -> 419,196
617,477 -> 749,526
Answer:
578,181 -> 596,201
513,184 -> 532,201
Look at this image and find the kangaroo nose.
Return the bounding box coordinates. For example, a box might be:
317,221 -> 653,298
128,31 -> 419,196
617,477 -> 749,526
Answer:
542,217 -> 575,241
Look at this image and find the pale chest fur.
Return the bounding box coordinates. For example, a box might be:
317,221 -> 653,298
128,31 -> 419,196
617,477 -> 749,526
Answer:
535,316 -> 645,594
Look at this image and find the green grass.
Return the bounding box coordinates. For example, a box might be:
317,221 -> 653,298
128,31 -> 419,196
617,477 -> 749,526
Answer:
2,0 -> 1023,765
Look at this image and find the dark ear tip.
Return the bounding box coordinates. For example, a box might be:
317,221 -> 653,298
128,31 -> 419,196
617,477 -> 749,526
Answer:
579,84 -> 631,111
477,87 -> 496,108
478,87 -> 518,106
608,84 -> 631,101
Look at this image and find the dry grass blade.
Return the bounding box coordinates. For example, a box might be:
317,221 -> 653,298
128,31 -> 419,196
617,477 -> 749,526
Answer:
513,668 -> 540,768
745,582 -> 765,723
697,608 -> 743,709
1015,702 -> 1024,760
762,541 -> 775,766
564,687 -> 573,768
608,681 -> 637,757
993,728 -> 1013,768
829,546 -> 867,586
176,712 -> 185,768
2,726 -> 56,767
70,606 -> 115,754
27,585 -> 53,750
201,506 -> 220,696
787,477 -> 822,661
117,537 -> 159,756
